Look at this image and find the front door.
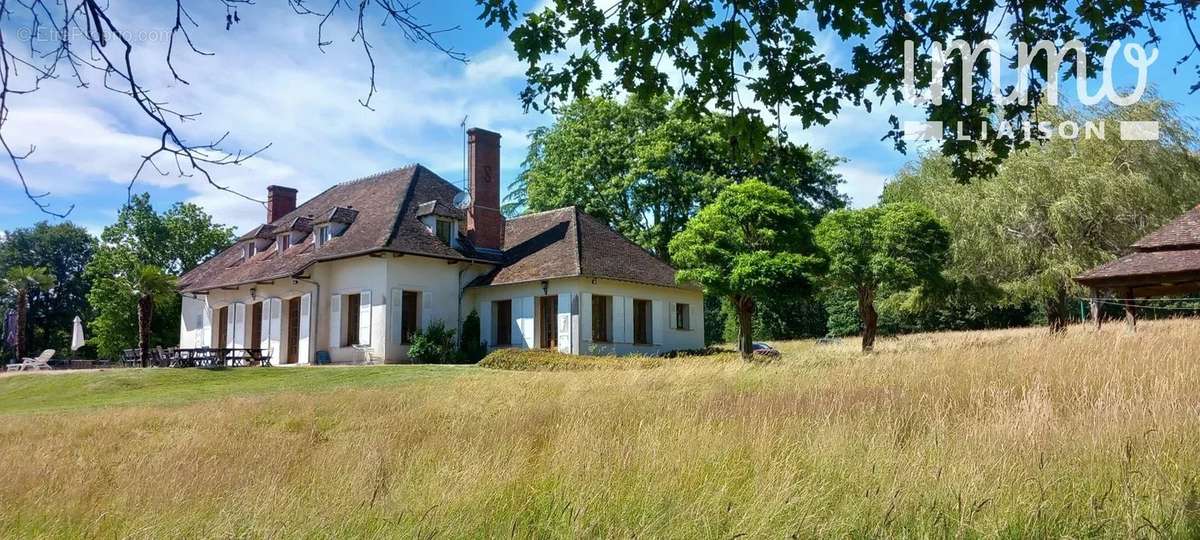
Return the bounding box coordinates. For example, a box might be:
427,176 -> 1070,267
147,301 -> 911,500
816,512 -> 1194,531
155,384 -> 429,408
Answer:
216,307 -> 228,348
286,298 -> 300,364
539,296 -> 557,350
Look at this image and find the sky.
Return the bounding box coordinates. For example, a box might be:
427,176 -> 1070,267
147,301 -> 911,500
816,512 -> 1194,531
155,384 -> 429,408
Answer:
1,1 -> 1197,236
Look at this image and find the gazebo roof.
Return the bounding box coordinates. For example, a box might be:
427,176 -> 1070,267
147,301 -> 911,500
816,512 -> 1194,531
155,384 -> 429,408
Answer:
1075,205 -> 1200,295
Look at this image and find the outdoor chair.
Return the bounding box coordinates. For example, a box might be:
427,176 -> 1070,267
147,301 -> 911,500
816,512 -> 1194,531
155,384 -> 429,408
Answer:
9,349 -> 56,372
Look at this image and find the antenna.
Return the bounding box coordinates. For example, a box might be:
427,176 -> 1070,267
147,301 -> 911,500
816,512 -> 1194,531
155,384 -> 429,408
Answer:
460,115 -> 469,190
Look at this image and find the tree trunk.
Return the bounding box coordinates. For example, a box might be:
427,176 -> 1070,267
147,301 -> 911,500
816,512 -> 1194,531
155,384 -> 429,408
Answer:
14,289 -> 27,361
138,294 -> 153,368
857,287 -> 877,353
1046,289 -> 1068,334
733,296 -> 755,361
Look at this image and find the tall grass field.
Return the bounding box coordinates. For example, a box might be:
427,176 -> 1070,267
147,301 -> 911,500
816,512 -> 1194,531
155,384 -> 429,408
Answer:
2,320 -> 1200,537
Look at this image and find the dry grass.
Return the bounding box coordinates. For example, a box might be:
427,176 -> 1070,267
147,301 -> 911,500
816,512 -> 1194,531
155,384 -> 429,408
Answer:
3,320 -> 1200,538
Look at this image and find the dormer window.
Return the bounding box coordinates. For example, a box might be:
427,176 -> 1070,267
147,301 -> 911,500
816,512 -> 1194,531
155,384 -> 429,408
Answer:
435,219 -> 453,244
317,225 -> 332,247
244,242 -> 256,259
278,235 -> 290,254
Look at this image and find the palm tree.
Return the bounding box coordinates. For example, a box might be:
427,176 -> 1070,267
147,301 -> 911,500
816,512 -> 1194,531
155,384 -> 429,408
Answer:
128,266 -> 176,368
3,266 -> 56,361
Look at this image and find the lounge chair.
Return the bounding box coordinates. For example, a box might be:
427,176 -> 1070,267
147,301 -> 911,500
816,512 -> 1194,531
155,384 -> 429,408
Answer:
9,349 -> 55,372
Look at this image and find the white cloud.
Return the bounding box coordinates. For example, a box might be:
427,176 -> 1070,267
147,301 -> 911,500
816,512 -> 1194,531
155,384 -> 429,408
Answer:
7,2 -> 543,233
835,163 -> 891,208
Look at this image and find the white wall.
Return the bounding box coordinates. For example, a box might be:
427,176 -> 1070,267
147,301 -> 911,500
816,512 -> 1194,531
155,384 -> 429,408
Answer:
466,277 -> 704,356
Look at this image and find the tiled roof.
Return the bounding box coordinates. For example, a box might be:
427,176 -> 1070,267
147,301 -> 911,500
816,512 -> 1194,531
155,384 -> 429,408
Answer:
468,207 -> 691,290
179,165 -> 483,293
1075,249 -> 1200,284
1130,206 -> 1200,251
318,206 -> 360,224
416,200 -> 466,220
287,216 -> 313,233
1075,204 -> 1200,288
180,169 -> 692,293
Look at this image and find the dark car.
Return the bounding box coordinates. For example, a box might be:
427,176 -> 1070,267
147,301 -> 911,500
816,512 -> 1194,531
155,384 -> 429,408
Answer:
751,342 -> 781,358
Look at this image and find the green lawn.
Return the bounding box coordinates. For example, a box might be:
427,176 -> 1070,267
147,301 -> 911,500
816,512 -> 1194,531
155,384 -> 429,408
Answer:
0,365 -> 472,414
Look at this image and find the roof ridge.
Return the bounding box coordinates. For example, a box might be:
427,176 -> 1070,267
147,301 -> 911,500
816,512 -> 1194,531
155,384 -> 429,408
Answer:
508,205 -> 576,221
335,163 -> 419,188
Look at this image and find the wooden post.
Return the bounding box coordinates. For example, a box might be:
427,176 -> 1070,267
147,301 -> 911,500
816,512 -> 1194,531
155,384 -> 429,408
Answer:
1090,292 -> 1102,330
1123,288 -> 1137,333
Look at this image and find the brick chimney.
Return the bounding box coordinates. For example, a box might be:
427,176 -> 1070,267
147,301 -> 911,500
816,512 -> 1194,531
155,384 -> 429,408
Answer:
266,185 -> 298,223
467,128 -> 504,250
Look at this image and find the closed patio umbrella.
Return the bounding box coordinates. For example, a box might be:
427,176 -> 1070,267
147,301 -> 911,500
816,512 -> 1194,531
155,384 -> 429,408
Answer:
71,316 -> 86,351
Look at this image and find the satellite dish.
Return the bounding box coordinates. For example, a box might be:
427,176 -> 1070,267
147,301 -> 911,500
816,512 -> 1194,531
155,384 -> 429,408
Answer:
453,191 -> 472,210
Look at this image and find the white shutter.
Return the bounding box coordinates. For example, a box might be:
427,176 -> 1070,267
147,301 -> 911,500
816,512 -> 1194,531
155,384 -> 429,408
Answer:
421,290 -> 433,329
516,296 -> 535,349
612,296 -> 626,343
668,302 -> 677,329
579,293 -> 592,343
557,294 -> 573,354
628,297 -> 638,343
224,306 -> 235,348
269,299 -> 282,360
234,303 -> 246,348
690,301 -> 701,333
202,304 -> 213,348
358,290 -> 372,346
390,289 -> 403,345
260,301 -> 271,352
652,300 -> 664,345
298,293 -> 312,364
330,294 -> 342,347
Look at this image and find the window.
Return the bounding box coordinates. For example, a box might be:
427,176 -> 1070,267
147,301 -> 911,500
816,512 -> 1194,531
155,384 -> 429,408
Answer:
278,235 -> 290,254
675,303 -> 691,330
346,293 -> 360,346
494,299 -> 512,346
401,291 -> 419,345
633,299 -> 651,345
316,225 -> 332,246
243,242 -> 256,259
592,295 -> 610,342
435,219 -> 453,244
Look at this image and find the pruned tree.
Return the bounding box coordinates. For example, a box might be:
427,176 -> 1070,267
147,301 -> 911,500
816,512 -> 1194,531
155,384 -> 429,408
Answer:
669,179 -> 822,360
814,203 -> 950,352
0,0 -> 466,217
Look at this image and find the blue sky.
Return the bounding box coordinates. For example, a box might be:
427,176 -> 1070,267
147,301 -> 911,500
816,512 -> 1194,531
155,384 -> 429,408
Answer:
1,1 -> 1197,235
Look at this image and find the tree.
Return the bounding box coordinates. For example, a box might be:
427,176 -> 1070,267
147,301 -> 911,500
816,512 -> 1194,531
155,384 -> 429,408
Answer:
883,100 -> 1200,332
479,0 -> 1200,182
0,222 -> 96,357
85,194 -> 234,358
515,95 -> 845,263
669,180 -> 822,360
2,267 -> 56,361
814,203 -> 950,352
128,267 -> 177,368
1,1 -> 466,217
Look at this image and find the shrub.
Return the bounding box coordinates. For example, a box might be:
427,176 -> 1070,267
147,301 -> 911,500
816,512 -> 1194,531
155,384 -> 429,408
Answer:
459,310 -> 486,363
407,320 -> 461,363
479,348 -> 662,371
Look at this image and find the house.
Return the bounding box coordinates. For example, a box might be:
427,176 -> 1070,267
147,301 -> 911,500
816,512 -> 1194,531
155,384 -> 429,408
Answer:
1075,204 -> 1200,329
176,128 -> 704,363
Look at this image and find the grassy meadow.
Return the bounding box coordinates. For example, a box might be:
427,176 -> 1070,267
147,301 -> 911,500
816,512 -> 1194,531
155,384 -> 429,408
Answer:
3,320 -> 1200,538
